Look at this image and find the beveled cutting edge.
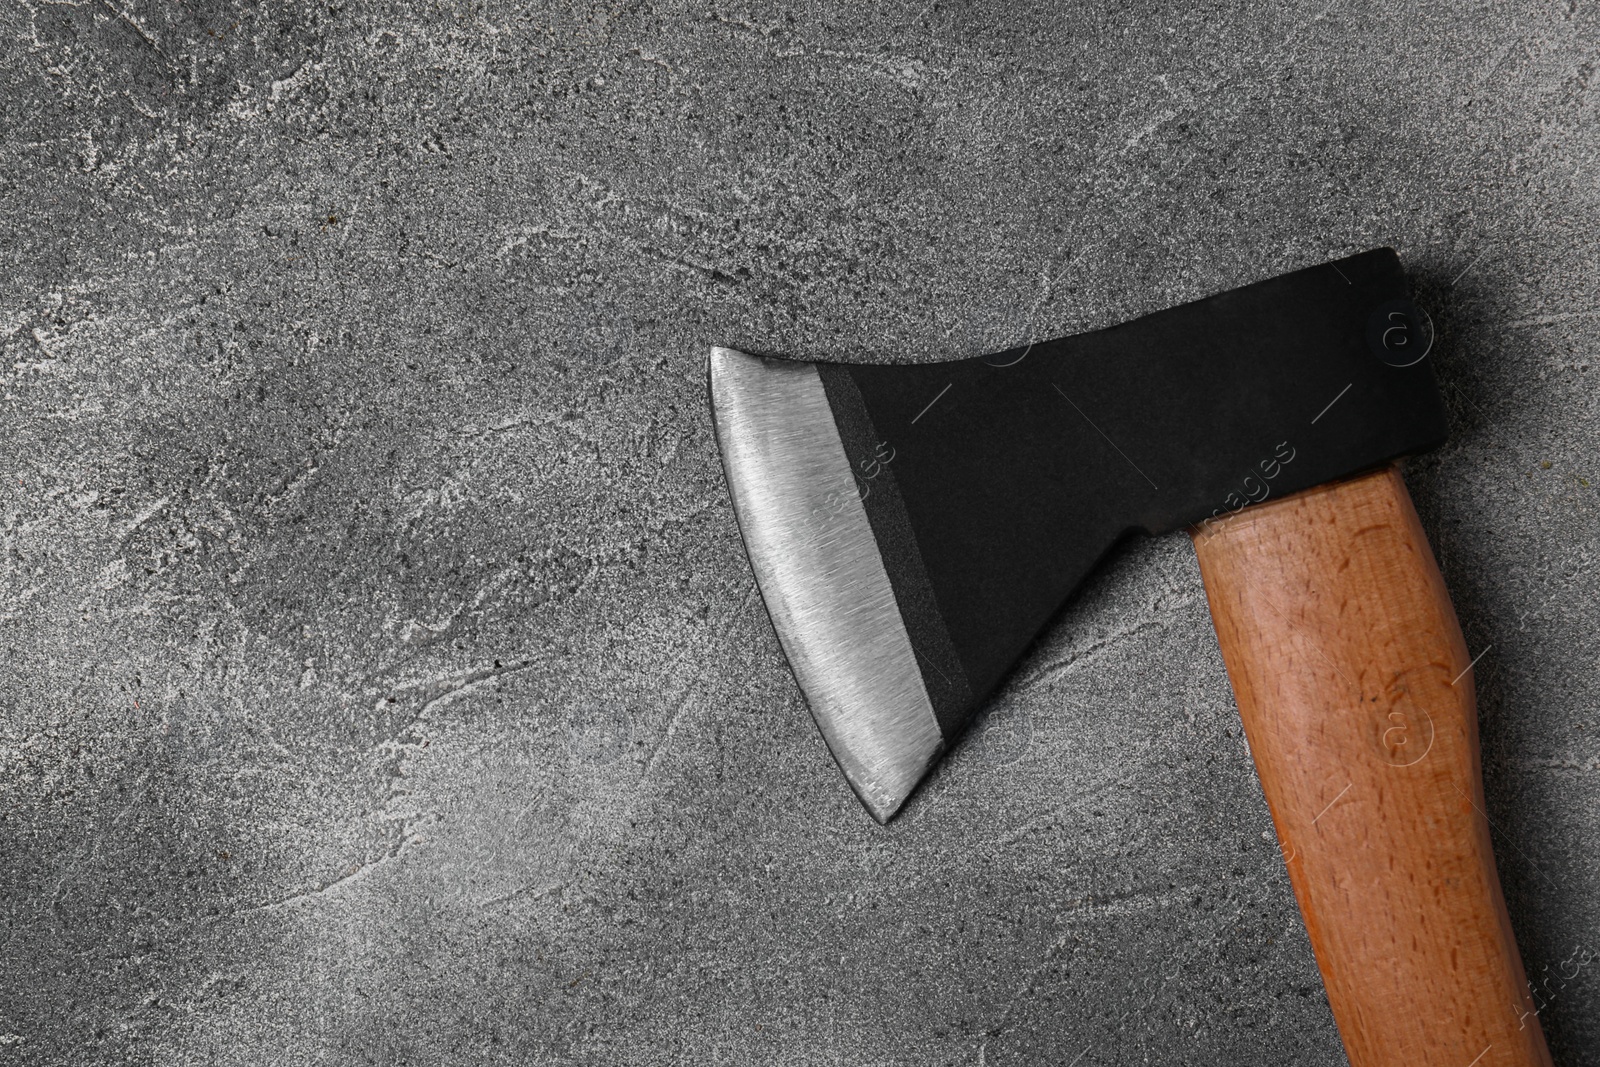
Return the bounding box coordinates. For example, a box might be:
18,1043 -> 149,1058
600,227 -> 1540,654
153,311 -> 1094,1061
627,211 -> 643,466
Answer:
709,250 -> 1449,823
708,346 -> 943,821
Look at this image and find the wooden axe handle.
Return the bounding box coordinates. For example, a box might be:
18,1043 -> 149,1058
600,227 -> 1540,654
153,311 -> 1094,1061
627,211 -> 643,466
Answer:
1189,464 -> 1551,1067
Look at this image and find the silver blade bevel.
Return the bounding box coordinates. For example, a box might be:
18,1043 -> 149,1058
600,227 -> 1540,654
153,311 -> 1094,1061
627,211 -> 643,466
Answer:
708,346 -> 943,822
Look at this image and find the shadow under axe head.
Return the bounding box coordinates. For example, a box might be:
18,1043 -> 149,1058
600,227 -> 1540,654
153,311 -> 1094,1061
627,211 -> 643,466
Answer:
707,248 -> 1448,822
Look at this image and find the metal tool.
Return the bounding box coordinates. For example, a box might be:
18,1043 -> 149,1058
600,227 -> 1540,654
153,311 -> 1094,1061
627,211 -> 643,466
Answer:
708,248 -> 1552,1067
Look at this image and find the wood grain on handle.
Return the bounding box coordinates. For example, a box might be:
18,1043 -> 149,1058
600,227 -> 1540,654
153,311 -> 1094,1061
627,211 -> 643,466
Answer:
1190,464 -> 1551,1067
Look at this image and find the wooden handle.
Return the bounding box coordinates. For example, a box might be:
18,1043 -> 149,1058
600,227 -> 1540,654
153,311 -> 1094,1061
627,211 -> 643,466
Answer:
1189,465 -> 1551,1067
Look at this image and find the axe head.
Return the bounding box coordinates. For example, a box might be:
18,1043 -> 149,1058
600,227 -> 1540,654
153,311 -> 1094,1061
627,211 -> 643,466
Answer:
709,249 -> 1447,822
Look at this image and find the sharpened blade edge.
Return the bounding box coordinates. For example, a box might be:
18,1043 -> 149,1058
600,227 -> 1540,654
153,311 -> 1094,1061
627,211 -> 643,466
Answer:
709,347 -> 944,822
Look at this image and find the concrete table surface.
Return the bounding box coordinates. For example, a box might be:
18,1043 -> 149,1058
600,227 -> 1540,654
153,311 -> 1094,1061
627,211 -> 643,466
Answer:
2,2 -> 1596,1064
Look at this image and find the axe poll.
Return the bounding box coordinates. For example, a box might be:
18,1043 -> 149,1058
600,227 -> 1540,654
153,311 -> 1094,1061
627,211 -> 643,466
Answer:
707,249 -> 1552,1067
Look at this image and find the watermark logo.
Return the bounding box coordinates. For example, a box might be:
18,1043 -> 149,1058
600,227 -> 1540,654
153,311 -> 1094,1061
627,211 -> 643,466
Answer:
1377,677 -> 1436,768
1366,299 -> 1434,368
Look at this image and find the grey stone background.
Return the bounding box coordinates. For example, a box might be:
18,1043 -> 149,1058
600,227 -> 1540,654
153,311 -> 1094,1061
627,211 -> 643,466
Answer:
1,1 -> 1595,1063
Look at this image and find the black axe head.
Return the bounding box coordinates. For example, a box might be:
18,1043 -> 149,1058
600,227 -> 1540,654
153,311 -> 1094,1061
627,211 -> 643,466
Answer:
709,249 -> 1447,822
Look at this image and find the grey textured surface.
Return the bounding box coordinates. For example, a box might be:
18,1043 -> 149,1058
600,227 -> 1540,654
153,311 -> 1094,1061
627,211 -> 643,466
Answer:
1,1 -> 1596,1064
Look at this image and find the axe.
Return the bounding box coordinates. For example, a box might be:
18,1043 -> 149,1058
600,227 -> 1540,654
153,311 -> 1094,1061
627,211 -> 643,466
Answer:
707,249 -> 1553,1067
